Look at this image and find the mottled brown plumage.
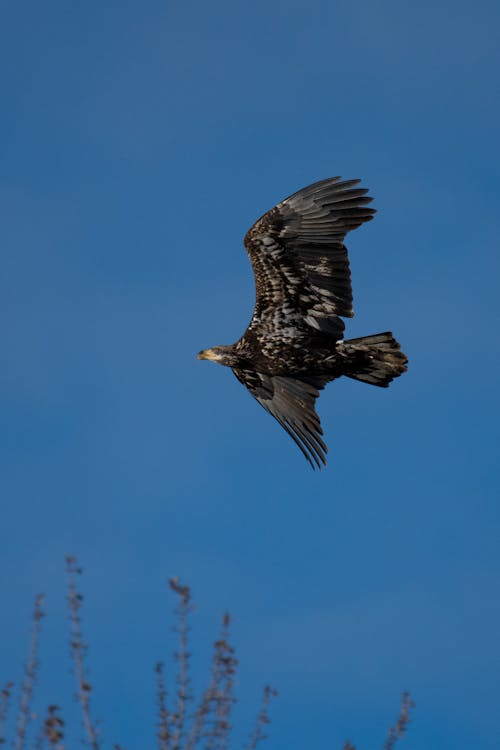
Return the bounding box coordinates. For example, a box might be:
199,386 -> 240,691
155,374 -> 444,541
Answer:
198,177 -> 407,468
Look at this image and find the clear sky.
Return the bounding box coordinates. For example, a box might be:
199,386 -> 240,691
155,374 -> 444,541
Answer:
1,1 -> 500,748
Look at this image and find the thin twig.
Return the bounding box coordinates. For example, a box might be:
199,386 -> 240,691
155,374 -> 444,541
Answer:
184,676 -> 215,750
184,615 -> 236,750
245,685 -> 278,750
156,662 -> 170,750
43,705 -> 64,749
184,609 -> 238,750
169,578 -> 192,750
15,594 -> 44,750
207,613 -> 237,750
66,555 -> 100,750
172,585 -> 220,750
384,692 -> 414,750
0,681 -> 14,746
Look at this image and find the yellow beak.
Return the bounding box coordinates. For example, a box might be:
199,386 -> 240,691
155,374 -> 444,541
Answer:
197,349 -> 217,361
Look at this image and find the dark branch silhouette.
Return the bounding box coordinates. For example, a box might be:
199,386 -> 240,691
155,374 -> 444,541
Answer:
169,578 -> 192,750
1,557 -> 413,749
66,555 -> 100,750
245,685 -> 278,750
0,681 -> 14,746
15,594 -> 44,750
384,692 -> 414,750
156,662 -> 171,750
43,705 -> 64,749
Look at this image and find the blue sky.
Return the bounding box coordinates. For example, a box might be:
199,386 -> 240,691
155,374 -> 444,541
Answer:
1,0 -> 500,748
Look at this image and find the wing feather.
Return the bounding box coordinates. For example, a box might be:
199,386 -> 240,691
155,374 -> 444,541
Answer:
232,369 -> 331,469
243,176 -> 375,342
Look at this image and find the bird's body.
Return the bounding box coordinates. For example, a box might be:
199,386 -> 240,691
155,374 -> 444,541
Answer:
198,177 -> 407,468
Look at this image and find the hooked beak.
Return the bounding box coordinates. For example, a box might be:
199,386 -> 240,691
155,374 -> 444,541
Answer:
197,349 -> 216,361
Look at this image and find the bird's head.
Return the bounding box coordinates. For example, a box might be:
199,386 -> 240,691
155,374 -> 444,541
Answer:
197,345 -> 240,367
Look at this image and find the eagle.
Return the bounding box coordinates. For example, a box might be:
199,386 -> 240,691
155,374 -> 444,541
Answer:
197,177 -> 407,468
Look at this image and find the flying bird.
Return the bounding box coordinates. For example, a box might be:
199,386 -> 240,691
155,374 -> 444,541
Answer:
197,177 -> 407,468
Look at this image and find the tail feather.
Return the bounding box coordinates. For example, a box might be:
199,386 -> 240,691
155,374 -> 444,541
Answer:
344,332 -> 408,387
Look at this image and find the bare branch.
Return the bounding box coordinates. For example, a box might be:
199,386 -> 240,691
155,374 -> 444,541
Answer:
0,681 -> 14,746
66,555 -> 100,750
203,613 -> 238,750
8,562 -> 281,750
15,593 -> 44,750
44,704 -> 64,749
168,578 -> 192,750
384,692 -> 414,750
245,685 -> 278,750
156,662 -> 171,750
184,675 -> 215,750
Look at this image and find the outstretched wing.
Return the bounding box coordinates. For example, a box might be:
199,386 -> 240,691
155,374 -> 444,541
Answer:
244,177 -> 375,342
233,368 -> 332,469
